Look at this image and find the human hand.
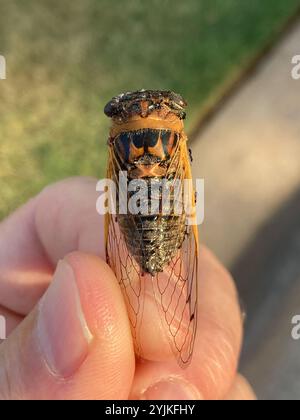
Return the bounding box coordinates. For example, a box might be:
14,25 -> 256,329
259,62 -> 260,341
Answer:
0,177 -> 255,400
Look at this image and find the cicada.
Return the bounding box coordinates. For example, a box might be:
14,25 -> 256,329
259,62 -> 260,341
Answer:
104,90 -> 199,367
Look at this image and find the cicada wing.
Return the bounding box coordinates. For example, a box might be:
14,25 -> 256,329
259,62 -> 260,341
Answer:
150,138 -> 199,367
151,224 -> 198,367
106,212 -> 147,356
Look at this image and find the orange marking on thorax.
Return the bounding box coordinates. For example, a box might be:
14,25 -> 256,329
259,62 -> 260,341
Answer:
129,142 -> 144,161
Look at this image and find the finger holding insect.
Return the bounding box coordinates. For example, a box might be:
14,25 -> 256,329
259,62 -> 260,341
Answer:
130,246 -> 243,400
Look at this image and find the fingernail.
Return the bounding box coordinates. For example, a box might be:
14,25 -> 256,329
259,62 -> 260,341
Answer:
36,260 -> 93,378
141,377 -> 203,400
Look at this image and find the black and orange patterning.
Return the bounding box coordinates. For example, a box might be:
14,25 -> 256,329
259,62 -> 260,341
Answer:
104,90 -> 199,367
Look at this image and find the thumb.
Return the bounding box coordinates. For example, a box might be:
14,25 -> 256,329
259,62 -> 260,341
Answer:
0,252 -> 135,400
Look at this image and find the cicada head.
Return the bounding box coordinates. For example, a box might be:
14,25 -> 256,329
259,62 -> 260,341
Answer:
104,89 -> 187,122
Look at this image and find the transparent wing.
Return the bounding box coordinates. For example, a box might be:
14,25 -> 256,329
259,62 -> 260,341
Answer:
150,135 -> 198,366
152,225 -> 198,367
106,212 -> 146,356
106,146 -> 147,355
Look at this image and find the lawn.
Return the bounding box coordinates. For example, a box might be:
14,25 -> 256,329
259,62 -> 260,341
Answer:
0,0 -> 299,219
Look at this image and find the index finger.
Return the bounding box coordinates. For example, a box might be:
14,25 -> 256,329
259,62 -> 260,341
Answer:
0,177 -> 104,314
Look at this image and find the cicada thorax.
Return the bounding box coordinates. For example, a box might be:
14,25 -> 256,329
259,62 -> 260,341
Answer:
111,126 -> 187,275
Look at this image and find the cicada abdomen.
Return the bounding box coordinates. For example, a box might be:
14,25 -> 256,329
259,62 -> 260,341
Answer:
104,90 -> 199,367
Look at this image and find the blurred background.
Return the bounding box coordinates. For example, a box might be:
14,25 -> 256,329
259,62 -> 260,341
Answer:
1,0 -> 300,399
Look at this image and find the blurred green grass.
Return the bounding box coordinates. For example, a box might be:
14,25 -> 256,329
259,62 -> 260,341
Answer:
0,0 -> 299,219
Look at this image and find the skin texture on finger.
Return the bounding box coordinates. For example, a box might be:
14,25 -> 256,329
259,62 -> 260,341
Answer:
225,374 -> 257,401
0,253 -> 135,400
35,177 -> 105,264
130,247 -> 243,401
0,196 -> 53,315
